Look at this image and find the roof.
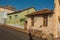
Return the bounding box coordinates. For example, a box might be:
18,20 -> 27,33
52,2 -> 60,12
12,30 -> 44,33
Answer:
0,5 -> 16,11
7,7 -> 36,15
26,9 -> 53,16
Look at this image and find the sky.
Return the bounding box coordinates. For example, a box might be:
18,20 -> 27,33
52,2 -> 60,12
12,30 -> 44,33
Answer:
0,0 -> 54,11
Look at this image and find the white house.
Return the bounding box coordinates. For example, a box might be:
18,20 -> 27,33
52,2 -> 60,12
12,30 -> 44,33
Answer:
0,5 -> 16,24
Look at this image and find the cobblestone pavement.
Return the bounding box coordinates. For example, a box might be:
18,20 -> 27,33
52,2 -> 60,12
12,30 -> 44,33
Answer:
0,26 -> 43,40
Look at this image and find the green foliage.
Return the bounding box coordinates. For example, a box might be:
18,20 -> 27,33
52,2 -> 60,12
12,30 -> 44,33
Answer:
20,18 -> 26,22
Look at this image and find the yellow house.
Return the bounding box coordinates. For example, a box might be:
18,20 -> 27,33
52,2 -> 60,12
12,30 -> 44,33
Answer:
6,7 -> 36,29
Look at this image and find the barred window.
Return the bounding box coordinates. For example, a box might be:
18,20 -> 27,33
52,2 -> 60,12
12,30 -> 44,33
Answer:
43,16 -> 48,27
31,17 -> 34,26
58,18 -> 60,23
59,0 -> 60,5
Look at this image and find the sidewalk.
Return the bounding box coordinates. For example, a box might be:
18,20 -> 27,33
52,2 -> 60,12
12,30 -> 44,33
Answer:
0,24 -> 28,33
0,24 -> 43,37
0,24 -> 47,37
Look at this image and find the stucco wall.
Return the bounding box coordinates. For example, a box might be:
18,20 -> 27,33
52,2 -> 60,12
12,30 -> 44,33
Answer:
47,15 -> 54,34
27,18 -> 31,29
34,16 -> 43,29
27,16 -> 43,29
27,15 -> 55,37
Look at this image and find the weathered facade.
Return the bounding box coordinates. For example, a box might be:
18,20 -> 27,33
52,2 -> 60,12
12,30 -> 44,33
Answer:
6,7 -> 36,29
26,0 -> 60,38
26,9 -> 54,38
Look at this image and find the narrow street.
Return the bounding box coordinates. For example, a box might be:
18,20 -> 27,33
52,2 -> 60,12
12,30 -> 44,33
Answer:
0,26 -> 42,40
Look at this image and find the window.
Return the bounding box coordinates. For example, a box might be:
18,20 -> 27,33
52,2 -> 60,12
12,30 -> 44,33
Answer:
58,18 -> 60,23
49,33 -> 53,37
15,15 -> 18,19
59,0 -> 60,5
31,17 -> 34,26
9,16 -> 12,19
43,16 -> 48,27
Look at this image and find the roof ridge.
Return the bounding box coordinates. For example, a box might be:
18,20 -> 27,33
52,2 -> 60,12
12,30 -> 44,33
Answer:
7,7 -> 36,15
0,5 -> 16,11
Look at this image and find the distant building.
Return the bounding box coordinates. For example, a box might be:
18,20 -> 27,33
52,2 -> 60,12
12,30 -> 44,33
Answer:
0,5 -> 16,24
6,7 -> 36,29
0,5 -> 16,13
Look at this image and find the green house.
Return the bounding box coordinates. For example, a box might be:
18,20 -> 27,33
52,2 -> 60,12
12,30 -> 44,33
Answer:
6,7 -> 36,28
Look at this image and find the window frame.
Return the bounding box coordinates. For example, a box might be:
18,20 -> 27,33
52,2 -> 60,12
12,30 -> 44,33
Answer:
43,16 -> 48,27
15,15 -> 18,19
58,18 -> 60,23
9,16 -> 12,19
59,0 -> 60,5
31,17 -> 34,26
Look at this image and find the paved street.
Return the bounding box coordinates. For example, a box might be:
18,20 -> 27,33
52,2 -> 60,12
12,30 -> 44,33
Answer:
0,26 -> 42,40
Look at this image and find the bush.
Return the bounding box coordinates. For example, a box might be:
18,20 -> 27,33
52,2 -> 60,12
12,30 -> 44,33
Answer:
20,18 -> 26,22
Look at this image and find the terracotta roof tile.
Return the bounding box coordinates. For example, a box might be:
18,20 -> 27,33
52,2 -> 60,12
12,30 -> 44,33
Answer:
26,9 -> 53,16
